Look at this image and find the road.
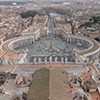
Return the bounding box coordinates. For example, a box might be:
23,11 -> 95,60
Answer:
47,15 -> 56,35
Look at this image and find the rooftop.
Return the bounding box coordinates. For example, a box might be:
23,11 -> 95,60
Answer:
28,68 -> 72,100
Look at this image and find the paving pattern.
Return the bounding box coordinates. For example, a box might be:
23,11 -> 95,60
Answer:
15,34 -> 88,61
13,16 -> 88,63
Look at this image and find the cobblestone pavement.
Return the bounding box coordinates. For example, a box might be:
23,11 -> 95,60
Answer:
15,16 -> 87,62
16,34 -> 87,60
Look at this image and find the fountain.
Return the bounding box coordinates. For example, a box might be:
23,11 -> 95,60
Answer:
44,41 -> 60,54
73,88 -> 88,100
70,72 -> 82,86
16,73 -> 31,87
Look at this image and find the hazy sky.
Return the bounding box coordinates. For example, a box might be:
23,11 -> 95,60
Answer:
0,0 -> 67,1
0,0 -> 98,1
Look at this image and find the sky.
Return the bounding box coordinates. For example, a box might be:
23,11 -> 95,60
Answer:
0,0 -> 98,2
0,0 -> 60,1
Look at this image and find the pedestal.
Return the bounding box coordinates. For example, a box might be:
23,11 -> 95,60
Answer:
55,57 -> 58,63
49,56 -> 52,64
65,57 -> 68,64
38,57 -> 42,64
34,58 -> 37,64
61,57 -> 64,64
44,57 -> 48,64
